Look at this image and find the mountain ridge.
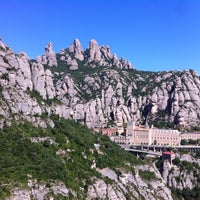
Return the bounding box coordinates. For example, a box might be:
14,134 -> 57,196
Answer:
0,38 -> 200,130
1,38 -> 200,199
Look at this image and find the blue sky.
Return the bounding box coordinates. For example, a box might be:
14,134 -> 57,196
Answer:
1,0 -> 200,74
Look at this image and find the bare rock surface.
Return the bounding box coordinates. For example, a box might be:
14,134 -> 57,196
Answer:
0,38 -> 200,129
87,165 -> 173,200
68,38 -> 84,61
40,42 -> 57,67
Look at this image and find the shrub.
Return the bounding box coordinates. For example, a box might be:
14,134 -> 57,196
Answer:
172,157 -> 180,166
26,89 -> 43,104
138,169 -> 156,181
1,73 -> 9,81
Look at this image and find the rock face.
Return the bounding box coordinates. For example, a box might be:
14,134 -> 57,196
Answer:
37,42 -> 57,67
9,179 -> 72,200
162,153 -> 200,192
1,37 -> 200,199
85,39 -> 134,69
86,165 -> 173,200
86,39 -> 102,65
68,38 -> 84,61
8,165 -> 173,200
0,39 -> 200,129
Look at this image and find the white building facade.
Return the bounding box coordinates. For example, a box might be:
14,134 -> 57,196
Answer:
126,121 -> 181,146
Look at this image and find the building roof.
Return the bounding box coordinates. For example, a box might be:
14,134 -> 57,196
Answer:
134,126 -> 149,131
162,151 -> 175,155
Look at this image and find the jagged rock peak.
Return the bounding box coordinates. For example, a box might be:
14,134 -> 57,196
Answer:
37,42 -> 57,67
0,39 -> 7,51
87,39 -> 102,63
45,42 -> 54,55
84,39 -> 134,69
89,39 -> 98,46
68,38 -> 84,61
1,38 -> 200,129
36,38 -> 134,70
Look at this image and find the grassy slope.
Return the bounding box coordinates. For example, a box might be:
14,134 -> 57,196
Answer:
0,117 -> 141,199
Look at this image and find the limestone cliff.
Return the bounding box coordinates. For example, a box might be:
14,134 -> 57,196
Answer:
162,153 -> 200,188
0,38 -> 200,129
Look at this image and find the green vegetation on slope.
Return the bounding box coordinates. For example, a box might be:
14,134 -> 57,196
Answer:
138,169 -> 156,181
168,157 -> 200,200
44,55 -> 166,101
171,186 -> 200,200
0,117 -> 141,199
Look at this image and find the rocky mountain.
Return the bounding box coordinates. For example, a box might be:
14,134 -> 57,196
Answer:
0,38 -> 200,130
1,38 -> 200,199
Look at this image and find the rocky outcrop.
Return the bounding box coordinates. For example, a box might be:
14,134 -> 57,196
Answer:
86,39 -> 102,66
0,41 -> 55,127
9,179 -> 73,200
59,50 -> 79,70
0,39 -> 200,129
162,154 -> 200,191
31,62 -> 47,99
2,38 -> 200,199
87,165 -> 173,200
45,69 -> 56,99
68,38 -> 84,61
0,38 -> 135,72
9,166 -> 173,200
37,42 -> 57,67
84,39 -> 134,69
